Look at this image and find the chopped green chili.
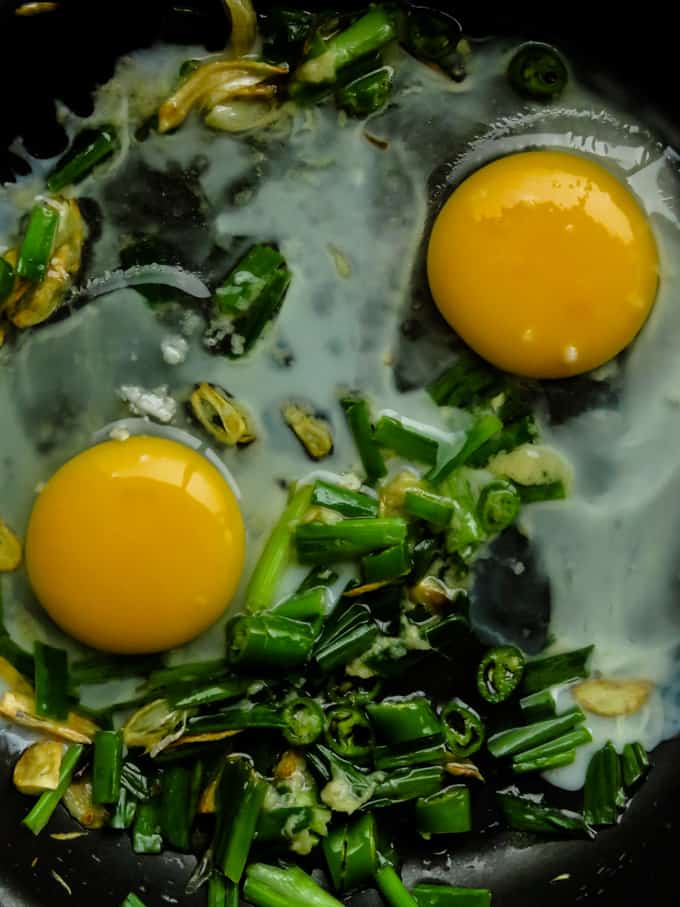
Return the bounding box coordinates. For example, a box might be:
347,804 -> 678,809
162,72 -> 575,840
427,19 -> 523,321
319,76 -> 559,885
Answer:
368,696 -> 441,746
313,604 -> 379,673
282,696 -> 325,746
440,698 -> 484,758
337,65 -> 394,116
416,785 -> 471,837
168,676 -> 255,709
507,42 -> 568,101
120,895 -> 148,907
244,862 -> 344,907
187,701 -> 285,734
325,703 -> 374,760
511,749 -> 576,774
207,874 -> 239,907
370,765 -> 444,807
375,735 -> 449,771
514,480 -> 566,503
477,645 -> 525,704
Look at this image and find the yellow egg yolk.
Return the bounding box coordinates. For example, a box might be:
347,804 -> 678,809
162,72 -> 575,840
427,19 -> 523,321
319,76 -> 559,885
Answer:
427,150 -> 659,378
25,436 -> 246,654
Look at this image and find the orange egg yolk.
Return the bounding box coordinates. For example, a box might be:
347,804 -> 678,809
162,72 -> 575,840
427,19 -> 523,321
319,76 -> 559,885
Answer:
25,436 -> 245,654
427,150 -> 659,378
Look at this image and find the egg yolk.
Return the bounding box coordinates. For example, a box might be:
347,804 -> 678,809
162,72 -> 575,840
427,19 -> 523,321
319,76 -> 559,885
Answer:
427,150 -> 659,378
25,436 -> 245,654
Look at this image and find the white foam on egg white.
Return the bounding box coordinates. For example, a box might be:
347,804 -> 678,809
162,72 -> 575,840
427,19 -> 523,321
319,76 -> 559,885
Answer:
1,41 -> 680,773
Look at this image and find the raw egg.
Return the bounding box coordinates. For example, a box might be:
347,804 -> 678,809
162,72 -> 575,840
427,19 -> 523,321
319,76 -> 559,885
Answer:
25,435 -> 245,654
427,149 -> 659,378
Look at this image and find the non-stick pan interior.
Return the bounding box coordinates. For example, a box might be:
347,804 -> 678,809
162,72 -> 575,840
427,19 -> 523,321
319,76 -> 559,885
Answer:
0,3 -> 678,905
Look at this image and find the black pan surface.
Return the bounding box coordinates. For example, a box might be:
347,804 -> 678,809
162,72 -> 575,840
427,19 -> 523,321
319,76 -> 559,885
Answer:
0,3 -> 678,905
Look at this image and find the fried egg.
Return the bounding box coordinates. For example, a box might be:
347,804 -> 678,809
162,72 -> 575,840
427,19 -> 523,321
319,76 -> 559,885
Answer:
427,149 -> 659,378
25,434 -> 245,653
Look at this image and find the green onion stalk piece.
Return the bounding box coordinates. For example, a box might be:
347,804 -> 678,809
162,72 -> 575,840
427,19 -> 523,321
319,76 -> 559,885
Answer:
375,735 -> 450,771
246,483 -> 313,612
361,541 -> 411,584
426,414 -> 502,484
132,800 -> 163,854
120,894 -> 148,907
311,479 -> 379,518
621,741 -> 650,789
497,790 -> 591,836
92,730 -> 123,805
0,257 -> 15,303
186,701 -> 286,734
341,395 -> 387,484
16,201 -> 61,282
295,517 -> 408,564
271,587 -> 330,626
522,646 -> 594,694
583,742 -> 626,826
33,641 -> 69,720
519,688 -> 556,722
209,244 -> 292,358
47,126 -> 118,192
22,744 -> 84,835
512,726 -> 592,774
373,414 -> 440,464
293,6 -> 397,87
487,708 -> 585,759
244,862 -> 344,907
160,763 -> 193,851
214,756 -> 267,883
374,860 -> 419,907
404,489 -> 455,527
313,604 -> 379,673
207,874 -> 239,907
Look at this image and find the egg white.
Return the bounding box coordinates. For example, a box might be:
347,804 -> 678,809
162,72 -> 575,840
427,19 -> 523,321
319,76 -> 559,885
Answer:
1,39 -> 679,785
